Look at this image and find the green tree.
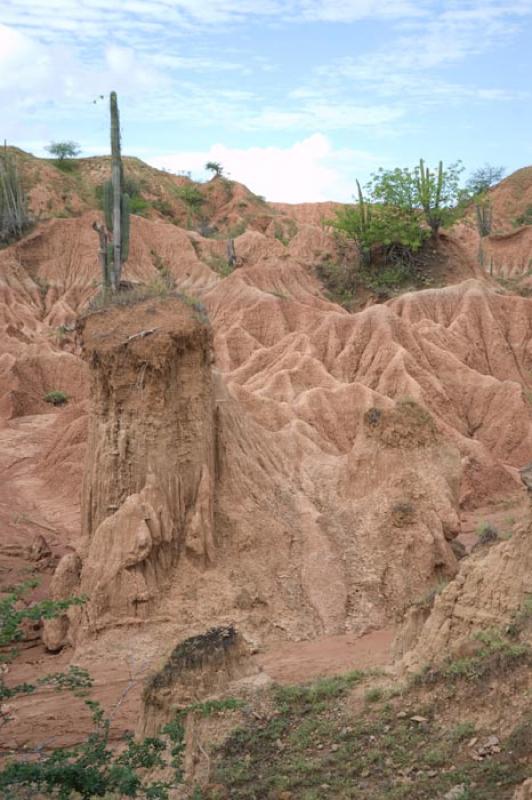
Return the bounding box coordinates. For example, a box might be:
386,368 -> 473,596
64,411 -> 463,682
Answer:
330,178 -> 427,268
0,582 -> 171,799
205,160 -> 224,177
369,159 -> 464,239
45,141 -> 81,160
465,164 -> 505,196
462,165 -> 504,243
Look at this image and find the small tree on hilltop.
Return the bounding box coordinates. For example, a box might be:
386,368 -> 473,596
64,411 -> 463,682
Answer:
462,164 -> 504,266
205,160 -> 224,177
465,164 -> 505,240
466,164 -> 505,197
45,141 -> 81,161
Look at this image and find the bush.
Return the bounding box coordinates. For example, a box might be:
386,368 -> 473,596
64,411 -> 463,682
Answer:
365,687 -> 383,703
477,522 -> 499,545
369,159 -> 465,237
328,160 -> 464,271
44,390 -> 69,406
95,180 -> 150,217
314,257 -> 359,308
513,205 -> 532,227
129,194 -> 150,215
415,629 -> 530,686
174,184 -> 205,210
0,582 -> 175,799
205,254 -> 234,277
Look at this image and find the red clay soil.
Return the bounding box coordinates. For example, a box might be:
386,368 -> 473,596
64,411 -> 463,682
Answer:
255,628 -> 395,684
1,165 -> 532,755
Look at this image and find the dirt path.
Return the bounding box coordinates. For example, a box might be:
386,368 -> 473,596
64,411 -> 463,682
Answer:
255,628 -> 395,684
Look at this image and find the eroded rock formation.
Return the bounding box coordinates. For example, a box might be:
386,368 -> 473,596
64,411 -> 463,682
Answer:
396,463 -> 532,670
44,296 -> 215,646
140,625 -> 257,737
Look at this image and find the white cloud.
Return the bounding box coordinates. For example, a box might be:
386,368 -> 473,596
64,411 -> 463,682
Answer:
297,0 -> 429,22
246,103 -> 403,131
310,0 -> 532,107
149,134 -> 382,202
0,0 -> 428,36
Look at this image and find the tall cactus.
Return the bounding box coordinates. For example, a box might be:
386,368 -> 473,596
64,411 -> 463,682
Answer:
416,159 -> 443,238
110,91 -> 123,288
475,196 -> 492,238
0,143 -> 30,243
94,92 -> 130,293
356,179 -> 373,266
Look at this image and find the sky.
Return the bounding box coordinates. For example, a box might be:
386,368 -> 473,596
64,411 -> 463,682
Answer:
1,1 -> 532,202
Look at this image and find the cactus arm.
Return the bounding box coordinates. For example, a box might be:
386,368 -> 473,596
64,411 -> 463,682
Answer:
92,221 -> 111,294
435,161 -> 443,209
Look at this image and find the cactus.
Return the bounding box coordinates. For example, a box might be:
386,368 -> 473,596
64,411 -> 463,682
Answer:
474,194 -> 492,269
226,238 -> 236,268
416,159 -> 444,238
0,143 -> 30,243
110,91 -> 122,288
356,179 -> 373,266
94,92 -> 130,292
475,197 -> 492,238
102,179 -> 113,231
121,192 -> 130,262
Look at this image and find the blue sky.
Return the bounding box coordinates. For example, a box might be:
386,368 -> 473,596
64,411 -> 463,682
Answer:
1,0 -> 531,201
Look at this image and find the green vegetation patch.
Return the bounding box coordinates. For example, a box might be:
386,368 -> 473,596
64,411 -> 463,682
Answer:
44,390 -> 69,406
209,663 -> 529,800
174,184 -> 205,210
204,253 -> 234,277
414,629 -> 530,686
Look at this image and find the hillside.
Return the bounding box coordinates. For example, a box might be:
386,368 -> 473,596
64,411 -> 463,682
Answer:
1,153 -> 532,798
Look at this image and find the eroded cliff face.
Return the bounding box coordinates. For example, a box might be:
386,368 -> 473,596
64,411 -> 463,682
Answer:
44,296 -> 215,645
396,466 -> 532,671
43,290 -> 463,659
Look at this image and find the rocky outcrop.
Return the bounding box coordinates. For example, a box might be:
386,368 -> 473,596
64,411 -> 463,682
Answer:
396,465 -> 532,670
18,209 -> 529,657
42,552 -> 82,651
140,625 -> 257,737
44,296 -> 215,647
514,779 -> 532,800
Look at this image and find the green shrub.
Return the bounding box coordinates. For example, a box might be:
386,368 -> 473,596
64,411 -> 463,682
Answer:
52,159 -> 78,173
44,390 -> 69,406
477,522 -> 499,545
513,205 -> 532,227
449,721 -> 476,742
174,184 -> 205,210
365,687 -> 383,703
205,254 -> 234,277
314,257 -> 358,308
506,715 -> 532,759
414,628 -> 530,686
128,194 -> 150,215
226,220 -> 247,238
